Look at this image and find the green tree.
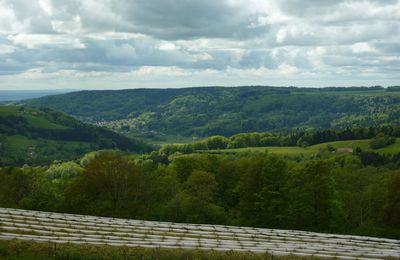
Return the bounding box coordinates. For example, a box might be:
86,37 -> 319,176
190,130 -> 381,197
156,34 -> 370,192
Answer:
0,166 -> 58,211
286,160 -> 345,232
206,136 -> 229,150
383,171 -> 400,229
237,156 -> 287,227
65,152 -> 145,218
0,167 -> 30,207
369,133 -> 396,149
169,170 -> 226,224
236,157 -> 265,226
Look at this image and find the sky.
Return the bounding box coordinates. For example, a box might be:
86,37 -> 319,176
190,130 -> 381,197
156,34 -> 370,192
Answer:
0,0 -> 399,90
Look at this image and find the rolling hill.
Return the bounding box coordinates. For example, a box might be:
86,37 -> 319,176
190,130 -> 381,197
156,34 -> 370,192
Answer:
0,106 -> 153,166
23,86 -> 400,139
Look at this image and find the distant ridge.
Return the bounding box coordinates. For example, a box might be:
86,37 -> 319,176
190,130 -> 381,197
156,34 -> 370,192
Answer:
24,86 -> 400,137
0,90 -> 77,102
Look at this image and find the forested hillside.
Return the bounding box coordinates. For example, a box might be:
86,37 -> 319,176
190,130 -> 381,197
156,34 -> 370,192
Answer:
0,106 -> 153,166
24,86 -> 400,138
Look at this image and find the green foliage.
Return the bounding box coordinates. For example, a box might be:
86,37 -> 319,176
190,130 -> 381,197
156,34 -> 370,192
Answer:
177,170 -> 226,223
206,136 -> 229,150
0,166 -> 58,211
383,171 -> 400,229
237,155 -> 288,227
369,133 -> 396,149
286,161 -> 344,232
46,161 -> 83,180
65,152 -> 146,217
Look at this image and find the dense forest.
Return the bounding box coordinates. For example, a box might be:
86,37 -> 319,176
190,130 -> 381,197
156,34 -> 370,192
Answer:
24,86 -> 400,138
0,106 -> 152,166
1,149 -> 399,239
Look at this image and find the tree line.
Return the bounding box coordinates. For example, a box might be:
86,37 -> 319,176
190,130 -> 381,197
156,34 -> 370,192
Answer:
159,126 -> 400,155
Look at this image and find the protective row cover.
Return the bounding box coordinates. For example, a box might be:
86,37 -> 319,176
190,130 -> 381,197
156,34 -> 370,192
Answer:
0,208 -> 399,259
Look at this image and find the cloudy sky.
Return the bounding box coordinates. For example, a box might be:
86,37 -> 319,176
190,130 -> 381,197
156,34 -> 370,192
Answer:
0,0 -> 399,89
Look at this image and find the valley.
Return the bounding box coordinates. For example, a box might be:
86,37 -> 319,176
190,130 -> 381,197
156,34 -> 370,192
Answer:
23,86 -> 400,141
2,88 -> 400,259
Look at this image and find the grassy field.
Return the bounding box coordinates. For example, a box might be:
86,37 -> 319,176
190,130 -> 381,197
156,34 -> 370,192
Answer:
0,106 -> 68,130
4,135 -> 37,148
130,134 -> 202,146
201,138 -> 400,157
0,106 -> 18,115
202,146 -> 315,156
2,135 -> 92,151
25,114 -> 68,130
312,139 -> 400,154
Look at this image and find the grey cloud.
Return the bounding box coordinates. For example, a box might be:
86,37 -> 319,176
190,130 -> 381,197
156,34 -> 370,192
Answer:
239,50 -> 277,69
110,0 -> 267,40
7,0 -> 269,40
277,0 -> 344,16
8,0 -> 54,33
373,42 -> 400,55
0,37 -> 238,73
277,0 -> 398,17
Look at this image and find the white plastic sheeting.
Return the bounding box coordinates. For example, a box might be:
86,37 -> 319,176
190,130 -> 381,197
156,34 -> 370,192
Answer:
0,208 -> 399,259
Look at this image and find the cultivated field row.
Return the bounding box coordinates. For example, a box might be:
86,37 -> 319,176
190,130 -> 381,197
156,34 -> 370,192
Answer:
0,208 -> 399,259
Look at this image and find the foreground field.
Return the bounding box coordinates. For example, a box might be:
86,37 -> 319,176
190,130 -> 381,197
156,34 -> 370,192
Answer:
201,139 -> 400,157
0,240 -> 289,260
0,208 -> 399,259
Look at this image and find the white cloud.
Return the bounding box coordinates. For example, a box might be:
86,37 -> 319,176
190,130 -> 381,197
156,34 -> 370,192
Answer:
0,0 -> 398,89
159,42 -> 177,51
351,42 -> 378,54
276,63 -> 300,75
0,1 -> 22,34
19,67 -> 45,79
131,66 -> 190,77
39,0 -> 53,16
7,33 -> 86,49
51,16 -> 82,34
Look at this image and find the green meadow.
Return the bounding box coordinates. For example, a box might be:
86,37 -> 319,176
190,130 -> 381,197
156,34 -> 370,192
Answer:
202,138 -> 400,157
